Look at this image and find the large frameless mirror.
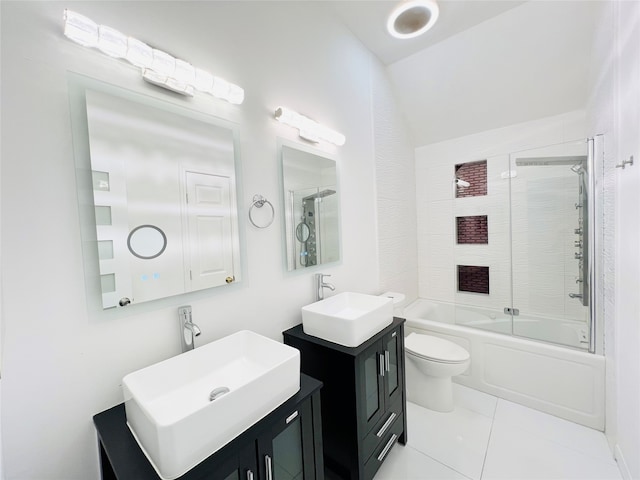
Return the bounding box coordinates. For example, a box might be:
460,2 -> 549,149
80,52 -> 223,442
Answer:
281,144 -> 340,271
69,74 -> 242,309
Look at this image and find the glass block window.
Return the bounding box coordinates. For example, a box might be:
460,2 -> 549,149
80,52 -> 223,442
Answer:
458,265 -> 489,294
457,216 -> 488,244
455,160 -> 487,198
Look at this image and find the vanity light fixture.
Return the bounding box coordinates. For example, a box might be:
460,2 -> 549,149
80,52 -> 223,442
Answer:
274,107 -> 346,146
387,0 -> 439,39
62,10 -> 244,104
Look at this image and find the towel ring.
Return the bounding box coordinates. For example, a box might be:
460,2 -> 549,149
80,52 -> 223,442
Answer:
248,194 -> 275,229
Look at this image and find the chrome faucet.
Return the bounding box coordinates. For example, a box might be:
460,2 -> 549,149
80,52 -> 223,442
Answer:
315,273 -> 335,301
569,293 -> 583,299
178,305 -> 201,352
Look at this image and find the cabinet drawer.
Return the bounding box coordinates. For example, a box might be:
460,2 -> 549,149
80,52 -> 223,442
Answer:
362,398 -> 403,464
363,412 -> 404,480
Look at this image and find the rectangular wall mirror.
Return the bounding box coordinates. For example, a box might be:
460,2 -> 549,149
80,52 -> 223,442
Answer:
69,75 -> 242,309
281,144 -> 340,271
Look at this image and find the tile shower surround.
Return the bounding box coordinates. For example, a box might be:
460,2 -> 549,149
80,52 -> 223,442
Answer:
455,160 -> 487,198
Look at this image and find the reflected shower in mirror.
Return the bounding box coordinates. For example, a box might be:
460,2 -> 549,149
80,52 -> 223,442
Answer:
281,145 -> 340,271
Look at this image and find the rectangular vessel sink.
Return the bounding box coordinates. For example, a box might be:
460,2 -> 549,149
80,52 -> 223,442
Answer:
302,292 -> 394,347
122,330 -> 300,479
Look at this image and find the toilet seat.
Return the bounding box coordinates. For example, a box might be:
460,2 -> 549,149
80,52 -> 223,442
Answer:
405,333 -> 469,364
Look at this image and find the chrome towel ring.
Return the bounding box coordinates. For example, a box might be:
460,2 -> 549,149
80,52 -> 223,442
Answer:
248,194 -> 275,229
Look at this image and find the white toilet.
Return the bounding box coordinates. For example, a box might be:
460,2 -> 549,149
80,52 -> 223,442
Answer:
404,332 -> 470,412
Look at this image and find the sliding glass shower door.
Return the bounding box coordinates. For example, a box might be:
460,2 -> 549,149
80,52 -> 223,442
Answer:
508,139 -> 592,350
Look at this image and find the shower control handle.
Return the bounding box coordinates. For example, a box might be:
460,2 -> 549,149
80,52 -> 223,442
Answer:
569,293 -> 583,299
575,228 -> 582,235
575,252 -> 583,260
574,241 -> 582,248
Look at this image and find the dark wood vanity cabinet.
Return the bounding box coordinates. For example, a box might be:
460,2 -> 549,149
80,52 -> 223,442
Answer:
94,374 -> 324,480
283,318 -> 407,480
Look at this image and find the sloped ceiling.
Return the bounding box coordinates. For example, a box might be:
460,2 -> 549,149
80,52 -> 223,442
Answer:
331,1 -> 600,147
329,0 -> 525,65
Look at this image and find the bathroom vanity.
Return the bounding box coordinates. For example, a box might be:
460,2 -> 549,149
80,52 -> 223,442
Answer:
283,317 -> 407,480
94,374 -> 324,480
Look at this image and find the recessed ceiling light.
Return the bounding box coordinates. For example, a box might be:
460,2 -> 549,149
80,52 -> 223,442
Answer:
387,0 -> 439,39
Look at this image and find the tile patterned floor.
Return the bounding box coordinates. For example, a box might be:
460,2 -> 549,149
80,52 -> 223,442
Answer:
374,384 -> 621,480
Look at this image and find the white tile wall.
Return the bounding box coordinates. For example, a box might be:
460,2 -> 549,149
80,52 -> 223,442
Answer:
372,62 -> 419,299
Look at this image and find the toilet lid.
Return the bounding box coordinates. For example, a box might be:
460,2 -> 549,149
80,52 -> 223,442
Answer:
405,333 -> 469,363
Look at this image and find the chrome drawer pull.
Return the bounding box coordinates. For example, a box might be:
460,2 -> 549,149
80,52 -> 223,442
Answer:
376,412 -> 397,438
247,470 -> 254,480
377,433 -> 398,462
379,353 -> 385,377
265,455 -> 273,480
286,410 -> 299,424
384,350 -> 390,372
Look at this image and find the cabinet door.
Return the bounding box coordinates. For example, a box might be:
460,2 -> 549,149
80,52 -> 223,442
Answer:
358,340 -> 386,434
259,400 -> 316,480
383,328 -> 403,407
195,443 -> 256,480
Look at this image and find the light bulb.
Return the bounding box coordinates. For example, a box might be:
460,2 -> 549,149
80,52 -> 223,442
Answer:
211,77 -> 230,99
194,69 -> 214,92
63,10 -> 98,47
126,37 -> 153,68
174,59 -> 195,85
150,49 -> 176,77
97,25 -> 127,58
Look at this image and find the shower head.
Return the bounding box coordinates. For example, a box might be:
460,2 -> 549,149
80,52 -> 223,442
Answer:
303,189 -> 336,201
455,178 -> 471,188
515,155 -> 587,167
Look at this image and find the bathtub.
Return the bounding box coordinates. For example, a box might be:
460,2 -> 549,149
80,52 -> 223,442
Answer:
403,299 -> 605,430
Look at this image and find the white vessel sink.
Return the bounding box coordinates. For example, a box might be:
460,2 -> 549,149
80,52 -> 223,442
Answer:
302,292 -> 394,347
122,330 -> 300,479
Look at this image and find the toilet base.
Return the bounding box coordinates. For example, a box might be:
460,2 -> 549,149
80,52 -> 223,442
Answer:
406,357 -> 455,412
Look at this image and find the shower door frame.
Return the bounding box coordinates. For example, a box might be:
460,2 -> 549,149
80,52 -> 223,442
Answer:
506,136 -> 601,354
587,135 -> 603,354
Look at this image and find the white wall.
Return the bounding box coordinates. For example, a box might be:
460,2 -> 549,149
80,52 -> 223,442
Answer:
0,2 -> 392,478
586,1 -> 640,478
414,111 -> 587,314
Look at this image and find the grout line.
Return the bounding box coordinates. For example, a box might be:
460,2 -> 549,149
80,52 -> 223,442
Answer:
402,444 -> 475,480
478,398 -> 500,479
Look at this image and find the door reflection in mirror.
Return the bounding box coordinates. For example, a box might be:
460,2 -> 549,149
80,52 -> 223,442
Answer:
281,145 -> 340,271
81,87 -> 241,309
